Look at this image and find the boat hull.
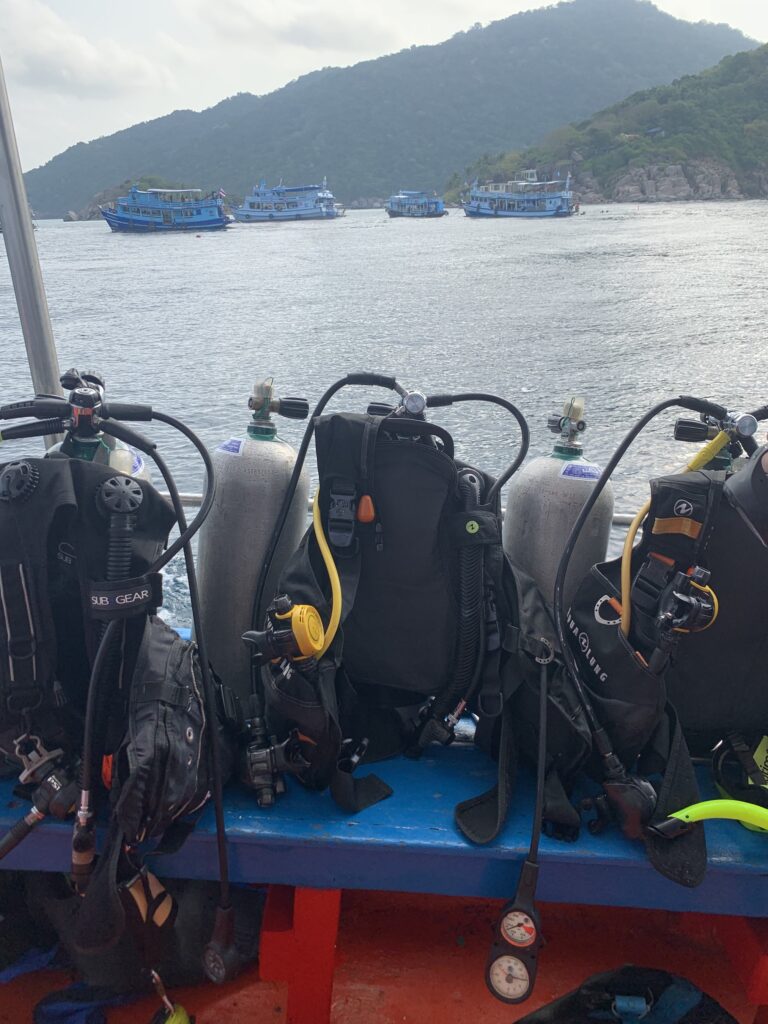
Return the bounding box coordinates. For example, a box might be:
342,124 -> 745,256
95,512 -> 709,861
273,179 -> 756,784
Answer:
386,209 -> 448,218
100,209 -> 228,232
232,207 -> 339,223
463,206 -> 573,218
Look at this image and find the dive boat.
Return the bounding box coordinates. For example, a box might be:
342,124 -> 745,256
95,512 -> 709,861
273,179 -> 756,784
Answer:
385,190 -> 447,218
100,186 -> 229,232
463,170 -> 574,218
232,179 -> 342,222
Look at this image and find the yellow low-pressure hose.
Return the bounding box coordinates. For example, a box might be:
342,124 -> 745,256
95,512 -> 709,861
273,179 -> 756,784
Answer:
670,799 -> 768,832
620,429 -> 731,637
312,490 -> 342,657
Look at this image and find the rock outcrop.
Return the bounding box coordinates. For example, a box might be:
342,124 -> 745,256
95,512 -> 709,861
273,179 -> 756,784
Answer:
574,158 -> 755,204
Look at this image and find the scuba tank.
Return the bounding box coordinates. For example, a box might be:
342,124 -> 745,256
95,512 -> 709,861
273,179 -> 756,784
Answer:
196,379 -> 309,701
45,369 -> 151,481
503,398 -> 613,609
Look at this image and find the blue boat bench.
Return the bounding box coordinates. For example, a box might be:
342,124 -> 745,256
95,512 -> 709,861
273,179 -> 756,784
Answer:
2,743 -> 768,1022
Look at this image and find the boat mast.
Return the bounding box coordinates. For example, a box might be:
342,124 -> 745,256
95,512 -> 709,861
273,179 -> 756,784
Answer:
0,53 -> 62,414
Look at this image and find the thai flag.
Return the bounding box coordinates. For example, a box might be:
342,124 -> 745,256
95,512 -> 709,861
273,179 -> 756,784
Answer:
218,188 -> 226,198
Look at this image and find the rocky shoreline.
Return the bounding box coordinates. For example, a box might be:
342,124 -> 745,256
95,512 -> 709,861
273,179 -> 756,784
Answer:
574,158 -> 768,204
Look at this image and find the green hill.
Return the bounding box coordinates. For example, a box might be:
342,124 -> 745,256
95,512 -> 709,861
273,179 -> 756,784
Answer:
449,44 -> 768,201
24,0 -> 758,217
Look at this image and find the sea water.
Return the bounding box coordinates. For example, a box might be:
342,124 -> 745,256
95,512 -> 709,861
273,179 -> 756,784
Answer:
2,204 -> 767,620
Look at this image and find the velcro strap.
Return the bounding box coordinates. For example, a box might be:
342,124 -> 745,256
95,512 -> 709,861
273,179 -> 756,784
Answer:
448,510 -> 501,546
651,516 -> 702,539
89,573 -> 163,620
131,681 -> 189,707
455,700 -> 516,844
330,763 -> 393,813
631,555 -> 675,615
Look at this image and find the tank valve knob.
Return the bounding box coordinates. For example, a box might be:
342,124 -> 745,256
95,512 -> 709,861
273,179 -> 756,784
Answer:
276,397 -> 310,420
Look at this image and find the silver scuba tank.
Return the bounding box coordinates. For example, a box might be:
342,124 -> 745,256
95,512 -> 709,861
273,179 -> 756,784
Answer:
503,398 -> 614,610
196,380 -> 310,701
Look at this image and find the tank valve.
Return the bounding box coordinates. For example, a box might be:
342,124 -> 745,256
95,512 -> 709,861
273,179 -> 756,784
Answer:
547,396 -> 586,445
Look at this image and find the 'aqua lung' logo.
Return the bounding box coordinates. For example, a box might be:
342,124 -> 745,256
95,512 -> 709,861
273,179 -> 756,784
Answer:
594,595 -> 621,626
566,609 -> 608,683
674,499 -> 693,517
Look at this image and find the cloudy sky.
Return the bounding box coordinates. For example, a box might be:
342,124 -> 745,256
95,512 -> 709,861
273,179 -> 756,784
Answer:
2,0 -> 764,171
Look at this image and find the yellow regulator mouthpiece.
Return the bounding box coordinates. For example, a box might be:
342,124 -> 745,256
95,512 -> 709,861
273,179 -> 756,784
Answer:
276,602 -> 325,658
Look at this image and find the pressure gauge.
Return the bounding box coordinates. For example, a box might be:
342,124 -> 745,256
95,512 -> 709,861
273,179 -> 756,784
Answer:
402,390 -> 427,417
486,954 -> 531,1002
499,909 -> 537,948
734,413 -> 758,438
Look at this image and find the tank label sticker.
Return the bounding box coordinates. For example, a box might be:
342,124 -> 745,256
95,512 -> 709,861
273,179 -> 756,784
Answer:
131,452 -> 145,476
217,438 -> 244,456
560,462 -> 602,480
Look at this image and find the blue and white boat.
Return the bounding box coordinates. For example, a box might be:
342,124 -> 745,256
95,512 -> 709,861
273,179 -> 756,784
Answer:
463,170 -> 574,218
386,191 -> 447,218
100,186 -> 229,232
232,179 -> 342,222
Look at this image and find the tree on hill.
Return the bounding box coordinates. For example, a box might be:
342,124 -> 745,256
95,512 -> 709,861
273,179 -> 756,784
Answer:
448,44 -> 768,201
24,0 -> 758,217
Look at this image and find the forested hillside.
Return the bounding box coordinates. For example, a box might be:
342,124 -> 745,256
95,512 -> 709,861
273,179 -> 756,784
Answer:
448,44 -> 768,202
24,0 -> 758,217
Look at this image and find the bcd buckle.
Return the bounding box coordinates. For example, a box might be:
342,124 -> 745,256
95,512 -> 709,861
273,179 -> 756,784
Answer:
327,482 -> 357,549
338,737 -> 369,774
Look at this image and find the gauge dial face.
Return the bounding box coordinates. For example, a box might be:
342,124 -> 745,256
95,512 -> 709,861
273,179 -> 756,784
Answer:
403,391 -> 426,416
500,910 -> 537,947
203,948 -> 226,984
488,954 -> 530,1001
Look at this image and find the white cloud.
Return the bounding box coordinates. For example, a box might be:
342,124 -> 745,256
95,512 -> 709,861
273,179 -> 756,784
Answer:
2,0 -> 175,98
187,0 -> 400,54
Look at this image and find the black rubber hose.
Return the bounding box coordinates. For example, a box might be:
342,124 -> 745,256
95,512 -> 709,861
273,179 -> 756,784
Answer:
431,469 -> 484,719
72,617 -> 120,890
425,393 -> 530,503
78,618 -> 119,805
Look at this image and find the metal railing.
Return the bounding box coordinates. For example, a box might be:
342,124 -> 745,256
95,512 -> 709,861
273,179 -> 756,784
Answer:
161,492 -> 636,527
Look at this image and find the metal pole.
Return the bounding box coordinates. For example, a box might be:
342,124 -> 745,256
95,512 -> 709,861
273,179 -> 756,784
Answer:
0,53 -> 62,411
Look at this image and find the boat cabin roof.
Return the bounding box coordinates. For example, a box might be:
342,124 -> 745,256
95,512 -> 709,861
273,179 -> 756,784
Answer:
145,188 -> 202,194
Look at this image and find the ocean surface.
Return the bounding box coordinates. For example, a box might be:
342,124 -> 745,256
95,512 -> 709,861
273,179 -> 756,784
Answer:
2,203 -> 767,621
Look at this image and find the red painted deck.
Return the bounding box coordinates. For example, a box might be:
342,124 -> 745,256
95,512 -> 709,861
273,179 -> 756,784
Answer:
0,892 -> 756,1023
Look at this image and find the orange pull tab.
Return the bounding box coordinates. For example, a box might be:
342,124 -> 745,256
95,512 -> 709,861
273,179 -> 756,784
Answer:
101,754 -> 114,790
356,494 -> 376,523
